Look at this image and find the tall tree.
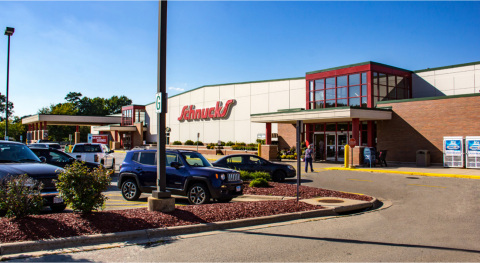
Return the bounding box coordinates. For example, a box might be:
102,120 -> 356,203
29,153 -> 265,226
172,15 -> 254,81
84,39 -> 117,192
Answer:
0,94 -> 14,121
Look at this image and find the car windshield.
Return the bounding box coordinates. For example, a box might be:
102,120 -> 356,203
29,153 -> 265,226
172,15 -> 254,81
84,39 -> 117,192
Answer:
181,152 -> 212,167
0,143 -> 41,163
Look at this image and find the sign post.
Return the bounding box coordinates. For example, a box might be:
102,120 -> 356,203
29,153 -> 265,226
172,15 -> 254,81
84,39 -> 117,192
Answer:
349,138 -> 356,168
197,133 -> 200,152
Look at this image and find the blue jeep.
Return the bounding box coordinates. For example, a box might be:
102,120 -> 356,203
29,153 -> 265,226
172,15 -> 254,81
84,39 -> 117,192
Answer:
117,149 -> 243,205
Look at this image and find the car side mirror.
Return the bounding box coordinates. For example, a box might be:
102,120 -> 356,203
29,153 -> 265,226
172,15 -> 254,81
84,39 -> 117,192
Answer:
170,162 -> 182,169
39,156 -> 47,163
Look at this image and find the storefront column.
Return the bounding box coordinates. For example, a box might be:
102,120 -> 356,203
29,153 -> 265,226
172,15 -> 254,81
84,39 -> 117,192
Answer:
352,118 -> 360,144
74,125 -> 80,144
367,121 -> 374,147
35,123 -> 39,141
305,124 -> 311,146
43,121 -> 48,140
266,123 -> 272,145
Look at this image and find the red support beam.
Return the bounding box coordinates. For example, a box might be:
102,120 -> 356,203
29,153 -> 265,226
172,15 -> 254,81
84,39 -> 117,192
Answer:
266,123 -> 272,145
367,121 -> 374,147
352,118 -> 360,144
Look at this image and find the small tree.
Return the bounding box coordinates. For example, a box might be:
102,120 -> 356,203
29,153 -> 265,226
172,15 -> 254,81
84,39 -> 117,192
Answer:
0,174 -> 44,218
55,162 -> 112,214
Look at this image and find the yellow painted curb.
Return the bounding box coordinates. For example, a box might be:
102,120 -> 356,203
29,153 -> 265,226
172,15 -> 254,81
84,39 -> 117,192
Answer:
325,167 -> 480,180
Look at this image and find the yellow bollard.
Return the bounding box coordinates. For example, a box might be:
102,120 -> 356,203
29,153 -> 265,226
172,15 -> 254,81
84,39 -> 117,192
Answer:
344,144 -> 349,168
258,143 -> 262,157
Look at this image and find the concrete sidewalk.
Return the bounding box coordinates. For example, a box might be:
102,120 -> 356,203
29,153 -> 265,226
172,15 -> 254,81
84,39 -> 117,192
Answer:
205,154 -> 480,179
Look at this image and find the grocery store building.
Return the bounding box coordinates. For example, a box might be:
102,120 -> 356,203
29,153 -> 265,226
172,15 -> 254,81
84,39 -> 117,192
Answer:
93,61 -> 480,165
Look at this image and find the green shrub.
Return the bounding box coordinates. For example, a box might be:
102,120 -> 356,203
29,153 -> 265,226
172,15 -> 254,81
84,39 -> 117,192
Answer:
55,162 -> 112,214
249,178 -> 270,188
256,139 -> 266,145
0,174 -> 44,218
281,154 -> 287,159
194,141 -> 204,146
184,140 -> 194,145
172,141 -> 182,145
239,170 -> 255,181
225,141 -> 235,146
250,171 -> 271,181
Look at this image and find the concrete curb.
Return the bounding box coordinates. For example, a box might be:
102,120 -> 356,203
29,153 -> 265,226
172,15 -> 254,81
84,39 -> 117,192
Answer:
325,167 -> 480,180
0,198 -> 376,257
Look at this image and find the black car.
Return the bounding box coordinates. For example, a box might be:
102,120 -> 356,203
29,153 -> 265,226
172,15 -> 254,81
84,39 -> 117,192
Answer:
29,147 -> 100,169
118,149 -> 243,204
212,154 -> 296,182
0,141 -> 66,212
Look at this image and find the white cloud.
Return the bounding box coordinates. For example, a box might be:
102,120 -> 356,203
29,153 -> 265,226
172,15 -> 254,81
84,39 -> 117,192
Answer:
168,87 -> 185,92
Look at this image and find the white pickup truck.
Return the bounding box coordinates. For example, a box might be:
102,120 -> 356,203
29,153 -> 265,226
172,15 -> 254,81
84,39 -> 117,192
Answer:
68,143 -> 115,170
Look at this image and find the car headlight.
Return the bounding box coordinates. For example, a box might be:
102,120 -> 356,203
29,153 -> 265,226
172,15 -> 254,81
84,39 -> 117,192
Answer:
216,173 -> 226,180
287,165 -> 295,170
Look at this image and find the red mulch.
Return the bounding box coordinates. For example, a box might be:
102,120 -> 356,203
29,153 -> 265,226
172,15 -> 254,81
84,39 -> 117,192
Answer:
0,182 -> 371,244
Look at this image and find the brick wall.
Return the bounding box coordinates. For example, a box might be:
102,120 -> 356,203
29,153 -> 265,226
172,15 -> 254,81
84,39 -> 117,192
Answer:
278,123 -> 297,150
377,95 -> 480,164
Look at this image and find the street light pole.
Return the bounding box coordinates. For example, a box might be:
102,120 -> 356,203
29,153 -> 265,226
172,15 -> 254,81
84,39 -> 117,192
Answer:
4,27 -> 14,141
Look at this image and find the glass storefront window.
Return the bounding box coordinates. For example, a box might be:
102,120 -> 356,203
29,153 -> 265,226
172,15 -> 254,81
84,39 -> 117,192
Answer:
310,81 -> 314,91
310,91 -> 314,101
315,124 -> 324,131
388,75 -> 396,87
337,123 -> 348,132
337,99 -> 348,107
379,85 -> 387,98
362,73 -> 367,84
349,74 -> 360,86
326,77 -> 335,89
315,90 -> 324,101
337,87 -> 347,98
315,101 -> 324,109
326,89 -> 335,100
349,98 -> 360,107
349,86 -> 360,97
325,100 -> 335,108
337,76 -> 348,87
315,79 -> 324,89
388,86 -> 395,99
362,85 -> 367,96
361,97 -> 368,107
379,73 -> 387,86
326,124 -> 336,131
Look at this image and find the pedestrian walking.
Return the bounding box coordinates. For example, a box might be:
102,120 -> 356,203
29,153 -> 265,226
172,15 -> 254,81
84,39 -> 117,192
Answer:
304,144 -> 314,172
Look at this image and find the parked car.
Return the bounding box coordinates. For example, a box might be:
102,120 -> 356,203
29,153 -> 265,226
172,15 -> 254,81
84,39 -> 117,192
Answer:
212,154 -> 296,182
0,141 -> 66,213
29,147 -> 100,169
118,149 -> 243,204
28,142 -> 62,151
68,143 -> 115,170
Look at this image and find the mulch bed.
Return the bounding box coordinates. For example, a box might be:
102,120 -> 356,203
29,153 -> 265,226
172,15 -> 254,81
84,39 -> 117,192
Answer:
0,182 -> 372,244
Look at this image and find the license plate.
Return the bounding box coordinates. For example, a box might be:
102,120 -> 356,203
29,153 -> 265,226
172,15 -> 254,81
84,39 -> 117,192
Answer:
236,186 -> 241,192
53,196 -> 63,204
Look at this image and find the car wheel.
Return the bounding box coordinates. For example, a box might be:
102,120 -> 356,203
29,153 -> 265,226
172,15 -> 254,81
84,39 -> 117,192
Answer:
50,204 -> 67,213
121,179 -> 141,201
217,197 -> 233,203
187,183 -> 210,205
272,170 -> 286,182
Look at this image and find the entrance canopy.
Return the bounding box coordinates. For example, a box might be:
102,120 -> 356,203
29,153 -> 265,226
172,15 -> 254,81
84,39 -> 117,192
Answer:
22,114 -> 122,126
250,107 -> 392,124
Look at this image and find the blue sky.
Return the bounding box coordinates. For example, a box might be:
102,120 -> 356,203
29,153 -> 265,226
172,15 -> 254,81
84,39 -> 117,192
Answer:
0,1 -> 479,118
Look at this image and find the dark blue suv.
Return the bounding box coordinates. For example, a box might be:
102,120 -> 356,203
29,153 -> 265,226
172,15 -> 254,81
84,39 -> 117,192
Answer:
118,149 -> 243,205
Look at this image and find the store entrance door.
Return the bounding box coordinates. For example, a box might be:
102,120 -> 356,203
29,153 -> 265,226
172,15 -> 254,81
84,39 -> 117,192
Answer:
314,132 -> 347,162
326,133 -> 336,161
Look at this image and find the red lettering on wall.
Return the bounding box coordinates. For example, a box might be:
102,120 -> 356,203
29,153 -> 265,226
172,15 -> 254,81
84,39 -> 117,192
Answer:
177,99 -> 236,122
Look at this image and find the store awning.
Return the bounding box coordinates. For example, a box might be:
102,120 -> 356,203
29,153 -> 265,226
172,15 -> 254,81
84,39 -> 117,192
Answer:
93,125 -> 147,132
22,114 -> 121,126
250,107 -> 392,124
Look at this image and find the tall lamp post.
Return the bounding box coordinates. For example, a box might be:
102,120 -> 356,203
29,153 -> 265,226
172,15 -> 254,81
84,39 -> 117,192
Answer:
4,27 -> 14,141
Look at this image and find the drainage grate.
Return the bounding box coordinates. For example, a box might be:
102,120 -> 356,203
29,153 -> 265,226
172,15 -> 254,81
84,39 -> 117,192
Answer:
317,199 -> 344,203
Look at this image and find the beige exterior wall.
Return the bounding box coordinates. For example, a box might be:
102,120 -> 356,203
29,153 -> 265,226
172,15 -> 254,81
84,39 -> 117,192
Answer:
413,63 -> 480,98
145,78 -> 306,144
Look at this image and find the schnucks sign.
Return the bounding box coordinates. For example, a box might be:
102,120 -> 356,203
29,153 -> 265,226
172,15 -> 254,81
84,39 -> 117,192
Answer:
178,99 -> 235,121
